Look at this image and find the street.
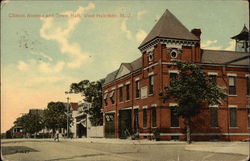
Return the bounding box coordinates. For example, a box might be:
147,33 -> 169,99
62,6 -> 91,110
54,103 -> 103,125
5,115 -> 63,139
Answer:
1,139 -> 249,161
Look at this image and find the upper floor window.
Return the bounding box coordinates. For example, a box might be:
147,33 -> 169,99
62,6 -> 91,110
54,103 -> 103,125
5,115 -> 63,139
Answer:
149,75 -> 154,95
228,76 -> 236,95
110,90 -> 115,104
169,72 -> 178,86
135,80 -> 140,98
148,51 -> 154,63
126,84 -> 130,101
209,74 -> 217,85
119,87 -> 123,102
104,93 -> 108,106
170,49 -> 178,58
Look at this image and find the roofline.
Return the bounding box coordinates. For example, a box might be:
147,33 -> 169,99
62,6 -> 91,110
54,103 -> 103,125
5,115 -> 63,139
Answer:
103,68 -> 142,87
196,62 -> 249,68
201,49 -> 248,54
138,37 -> 199,51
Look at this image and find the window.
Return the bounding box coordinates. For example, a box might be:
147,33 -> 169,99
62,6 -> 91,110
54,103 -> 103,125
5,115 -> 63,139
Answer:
104,93 -> 108,106
209,75 -> 217,85
148,51 -> 153,62
143,108 -> 147,128
170,108 -> 179,127
170,72 -> 177,86
228,76 -> 236,95
152,107 -> 157,127
110,90 -> 115,104
134,109 -> 139,132
119,87 -> 123,102
126,84 -> 130,101
210,107 -> 218,128
230,108 -> 237,127
248,108 -> 250,128
149,75 -> 154,95
247,77 -> 249,95
135,80 -> 140,98
170,50 -> 178,58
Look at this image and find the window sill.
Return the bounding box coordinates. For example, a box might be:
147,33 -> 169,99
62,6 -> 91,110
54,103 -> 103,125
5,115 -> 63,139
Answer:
210,127 -> 219,129
170,127 -> 180,129
151,126 -> 157,128
228,95 -> 237,97
143,127 -> 147,129
119,102 -> 123,104
125,100 -> 130,102
148,94 -> 154,97
135,97 -> 140,100
229,127 -> 239,129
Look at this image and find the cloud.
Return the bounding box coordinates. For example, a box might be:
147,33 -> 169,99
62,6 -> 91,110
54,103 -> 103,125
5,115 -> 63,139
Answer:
29,75 -> 65,83
31,51 -> 53,61
224,40 -> 235,51
137,10 -> 147,20
40,3 -> 95,68
136,30 -> 147,42
201,40 -> 235,51
17,61 -> 29,71
120,18 -> 132,39
17,58 -> 65,73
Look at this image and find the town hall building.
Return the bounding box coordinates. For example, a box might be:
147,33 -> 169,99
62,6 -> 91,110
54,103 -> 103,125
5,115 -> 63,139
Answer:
102,10 -> 249,141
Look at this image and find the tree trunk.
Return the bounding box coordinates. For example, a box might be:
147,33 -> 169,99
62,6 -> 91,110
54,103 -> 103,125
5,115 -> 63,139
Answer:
185,117 -> 191,144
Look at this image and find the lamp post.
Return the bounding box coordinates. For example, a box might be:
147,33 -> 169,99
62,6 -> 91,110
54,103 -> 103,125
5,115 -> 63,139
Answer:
66,97 -> 70,138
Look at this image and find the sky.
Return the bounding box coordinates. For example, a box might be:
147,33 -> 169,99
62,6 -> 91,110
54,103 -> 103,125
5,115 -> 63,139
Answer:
1,0 -> 249,133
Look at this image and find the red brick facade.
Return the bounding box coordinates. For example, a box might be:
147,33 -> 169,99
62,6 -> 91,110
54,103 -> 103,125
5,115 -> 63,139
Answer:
102,10 -> 249,141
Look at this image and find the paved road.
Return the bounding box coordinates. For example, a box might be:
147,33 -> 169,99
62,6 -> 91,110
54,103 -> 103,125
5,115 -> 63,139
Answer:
1,139 -> 248,161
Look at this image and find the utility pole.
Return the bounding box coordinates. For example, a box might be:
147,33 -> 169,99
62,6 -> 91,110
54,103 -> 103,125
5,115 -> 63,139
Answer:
66,97 -> 70,138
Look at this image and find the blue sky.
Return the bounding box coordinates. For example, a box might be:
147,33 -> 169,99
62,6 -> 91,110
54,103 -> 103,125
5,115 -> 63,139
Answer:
1,0 -> 249,132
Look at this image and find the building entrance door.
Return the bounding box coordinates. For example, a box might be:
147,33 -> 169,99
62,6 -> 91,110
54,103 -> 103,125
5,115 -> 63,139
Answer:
105,113 -> 115,138
119,109 -> 132,139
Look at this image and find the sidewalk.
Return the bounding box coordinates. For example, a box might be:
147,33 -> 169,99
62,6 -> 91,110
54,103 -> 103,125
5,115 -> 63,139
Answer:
66,138 -> 250,156
66,137 -> 186,145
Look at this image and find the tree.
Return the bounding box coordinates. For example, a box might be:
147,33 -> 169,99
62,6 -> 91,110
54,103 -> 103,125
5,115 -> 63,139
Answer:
15,113 -> 44,137
68,79 -> 104,126
44,102 -> 73,134
160,61 -> 226,144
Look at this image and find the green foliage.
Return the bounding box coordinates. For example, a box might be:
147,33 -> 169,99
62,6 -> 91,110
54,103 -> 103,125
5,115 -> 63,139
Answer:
44,102 -> 73,131
161,61 -> 226,118
15,113 -> 44,134
160,61 -> 226,143
69,79 -> 104,126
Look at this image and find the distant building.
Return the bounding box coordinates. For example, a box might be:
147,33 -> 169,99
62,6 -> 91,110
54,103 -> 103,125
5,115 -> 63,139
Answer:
102,10 -> 249,141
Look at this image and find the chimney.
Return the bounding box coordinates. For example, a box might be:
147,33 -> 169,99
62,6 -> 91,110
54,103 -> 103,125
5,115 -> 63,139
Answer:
191,29 -> 201,40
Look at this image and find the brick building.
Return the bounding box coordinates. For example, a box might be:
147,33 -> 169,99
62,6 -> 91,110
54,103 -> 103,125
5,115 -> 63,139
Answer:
102,10 -> 249,141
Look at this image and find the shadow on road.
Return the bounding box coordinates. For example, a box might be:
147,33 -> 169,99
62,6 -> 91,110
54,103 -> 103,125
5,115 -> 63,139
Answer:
2,146 -> 39,155
44,151 -> 138,161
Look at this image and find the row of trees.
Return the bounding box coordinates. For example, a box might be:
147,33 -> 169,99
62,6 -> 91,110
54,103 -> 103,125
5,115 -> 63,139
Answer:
12,102 -> 72,138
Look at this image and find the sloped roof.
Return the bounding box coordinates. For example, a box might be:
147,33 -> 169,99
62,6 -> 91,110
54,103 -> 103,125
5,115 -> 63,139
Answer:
104,57 -> 142,85
201,49 -> 249,66
139,9 -> 199,48
231,25 -> 249,40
